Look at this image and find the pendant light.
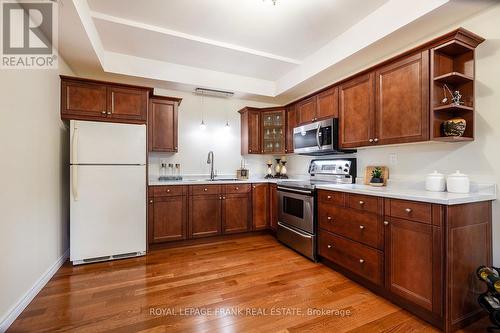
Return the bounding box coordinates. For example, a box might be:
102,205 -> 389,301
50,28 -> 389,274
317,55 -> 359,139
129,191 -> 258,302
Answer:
224,99 -> 230,131
200,94 -> 207,130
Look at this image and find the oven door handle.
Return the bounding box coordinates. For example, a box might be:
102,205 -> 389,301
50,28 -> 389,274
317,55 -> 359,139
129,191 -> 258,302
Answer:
278,222 -> 313,239
277,186 -> 313,195
315,123 -> 322,149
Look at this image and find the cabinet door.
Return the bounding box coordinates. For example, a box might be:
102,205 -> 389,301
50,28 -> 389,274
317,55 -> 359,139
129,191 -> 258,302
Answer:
339,73 -> 375,148
149,99 -> 178,152
317,87 -> 338,120
269,184 -> 278,231
385,217 -> 441,312
222,193 -> 251,234
375,51 -> 429,145
107,86 -> 148,123
262,109 -> 285,154
297,96 -> 317,125
150,196 -> 187,243
61,80 -> 107,120
252,184 -> 269,230
285,104 -> 296,153
248,110 -> 261,154
189,194 -> 222,238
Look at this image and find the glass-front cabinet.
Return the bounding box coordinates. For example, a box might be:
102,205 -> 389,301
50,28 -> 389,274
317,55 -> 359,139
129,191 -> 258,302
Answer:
262,109 -> 285,154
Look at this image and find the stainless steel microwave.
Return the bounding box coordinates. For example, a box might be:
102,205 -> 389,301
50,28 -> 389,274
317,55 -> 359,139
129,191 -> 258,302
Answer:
293,118 -> 354,155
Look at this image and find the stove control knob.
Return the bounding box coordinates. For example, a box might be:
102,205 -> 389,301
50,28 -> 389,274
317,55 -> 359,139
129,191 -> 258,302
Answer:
343,169 -> 348,173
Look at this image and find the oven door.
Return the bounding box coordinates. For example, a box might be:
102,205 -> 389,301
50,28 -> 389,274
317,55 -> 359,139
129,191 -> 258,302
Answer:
277,187 -> 314,234
293,118 -> 334,154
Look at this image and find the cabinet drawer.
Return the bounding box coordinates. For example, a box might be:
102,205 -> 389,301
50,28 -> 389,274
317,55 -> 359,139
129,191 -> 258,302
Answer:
319,205 -> 383,249
224,184 -> 251,194
348,194 -> 380,214
318,190 -> 345,206
388,199 -> 432,224
319,230 -> 383,286
151,185 -> 187,197
190,185 -> 221,195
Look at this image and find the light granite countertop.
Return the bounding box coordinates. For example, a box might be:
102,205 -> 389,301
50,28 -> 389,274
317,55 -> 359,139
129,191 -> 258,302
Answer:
149,176 -> 496,205
315,183 -> 496,205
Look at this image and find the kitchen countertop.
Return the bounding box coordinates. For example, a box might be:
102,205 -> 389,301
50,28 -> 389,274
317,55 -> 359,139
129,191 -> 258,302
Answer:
148,177 -> 306,186
315,183 -> 496,205
149,177 -> 496,205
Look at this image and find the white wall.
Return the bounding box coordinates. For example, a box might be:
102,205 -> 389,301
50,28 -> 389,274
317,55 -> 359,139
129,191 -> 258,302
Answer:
287,4 -> 500,265
149,88 -> 280,179
0,60 -> 73,327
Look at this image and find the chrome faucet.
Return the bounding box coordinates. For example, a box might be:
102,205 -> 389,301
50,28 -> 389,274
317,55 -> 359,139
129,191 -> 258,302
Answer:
207,151 -> 215,180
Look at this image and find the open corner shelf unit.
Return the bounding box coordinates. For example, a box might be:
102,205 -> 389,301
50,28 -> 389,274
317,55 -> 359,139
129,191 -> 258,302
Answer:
430,34 -> 483,142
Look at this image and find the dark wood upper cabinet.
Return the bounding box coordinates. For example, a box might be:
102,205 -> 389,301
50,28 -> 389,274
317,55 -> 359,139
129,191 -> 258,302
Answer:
239,108 -> 261,154
316,87 -> 339,120
262,109 -> 286,155
297,96 -> 317,125
339,73 -> 375,148
149,196 -> 187,243
189,194 -> 222,238
60,76 -> 152,124
61,79 -> 107,118
148,96 -> 181,152
384,217 -> 438,312
222,193 -> 251,234
252,184 -> 269,230
375,51 -> 429,145
107,86 -> 148,122
285,104 -> 297,154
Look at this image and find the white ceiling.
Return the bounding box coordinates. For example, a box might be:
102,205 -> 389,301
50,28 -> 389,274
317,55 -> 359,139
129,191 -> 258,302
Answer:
58,0 -> 498,101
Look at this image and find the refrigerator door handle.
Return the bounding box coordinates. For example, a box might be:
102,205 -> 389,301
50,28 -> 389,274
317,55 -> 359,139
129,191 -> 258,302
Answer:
72,166 -> 78,201
72,125 -> 78,164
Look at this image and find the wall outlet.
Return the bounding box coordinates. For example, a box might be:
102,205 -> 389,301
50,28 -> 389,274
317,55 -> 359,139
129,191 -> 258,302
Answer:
389,153 -> 397,166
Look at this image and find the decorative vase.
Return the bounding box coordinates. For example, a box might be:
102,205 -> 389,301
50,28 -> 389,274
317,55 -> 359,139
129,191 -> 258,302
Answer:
442,118 -> 466,137
369,177 -> 384,187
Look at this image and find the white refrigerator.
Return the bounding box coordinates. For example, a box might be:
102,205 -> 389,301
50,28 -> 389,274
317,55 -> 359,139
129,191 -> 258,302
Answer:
70,120 -> 146,265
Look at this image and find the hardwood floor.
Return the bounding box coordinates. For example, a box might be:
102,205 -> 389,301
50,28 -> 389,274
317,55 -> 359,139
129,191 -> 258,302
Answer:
8,235 -> 490,332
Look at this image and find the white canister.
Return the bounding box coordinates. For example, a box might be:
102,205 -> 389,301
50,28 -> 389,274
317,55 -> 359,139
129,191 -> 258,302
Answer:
425,170 -> 446,192
446,170 -> 470,193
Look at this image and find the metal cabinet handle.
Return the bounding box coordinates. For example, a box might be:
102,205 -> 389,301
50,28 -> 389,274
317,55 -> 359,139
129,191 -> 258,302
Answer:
384,221 -> 389,225
204,188 -> 208,192
101,111 -> 106,115
359,259 -> 365,264
359,200 -> 365,205
369,138 -> 374,143
106,111 -> 112,115
249,149 -> 252,153
327,195 -> 332,199
327,216 -> 332,221
219,196 -> 222,200
149,199 -> 153,203
327,244 -> 332,249
359,225 -> 365,230
374,138 -> 379,142
222,196 -> 226,200
235,187 -> 239,190
405,208 -> 412,213
252,185 -> 256,189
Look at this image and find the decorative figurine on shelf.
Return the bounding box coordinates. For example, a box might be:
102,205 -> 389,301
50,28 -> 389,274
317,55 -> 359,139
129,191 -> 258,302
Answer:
280,157 -> 288,179
441,84 -> 464,106
476,266 -> 500,332
265,160 -> 273,179
443,118 -> 467,137
274,158 -> 281,178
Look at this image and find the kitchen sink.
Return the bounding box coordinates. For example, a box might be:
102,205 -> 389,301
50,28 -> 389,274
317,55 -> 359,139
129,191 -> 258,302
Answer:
205,178 -> 241,181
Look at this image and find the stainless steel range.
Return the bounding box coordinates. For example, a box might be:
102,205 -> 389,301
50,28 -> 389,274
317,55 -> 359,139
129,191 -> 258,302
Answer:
276,158 -> 356,261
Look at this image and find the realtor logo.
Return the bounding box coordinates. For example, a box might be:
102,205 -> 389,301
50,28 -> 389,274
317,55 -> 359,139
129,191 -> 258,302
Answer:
1,0 -> 58,69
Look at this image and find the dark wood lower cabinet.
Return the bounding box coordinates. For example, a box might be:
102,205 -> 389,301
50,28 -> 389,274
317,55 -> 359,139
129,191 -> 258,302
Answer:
149,196 -> 187,243
384,217 -> 438,312
252,184 -> 269,230
317,190 -> 492,333
222,193 -> 251,234
269,184 -> 278,231
189,194 -> 222,238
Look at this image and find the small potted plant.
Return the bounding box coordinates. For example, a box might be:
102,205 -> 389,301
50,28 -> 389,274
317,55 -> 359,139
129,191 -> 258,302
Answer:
370,167 -> 384,186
